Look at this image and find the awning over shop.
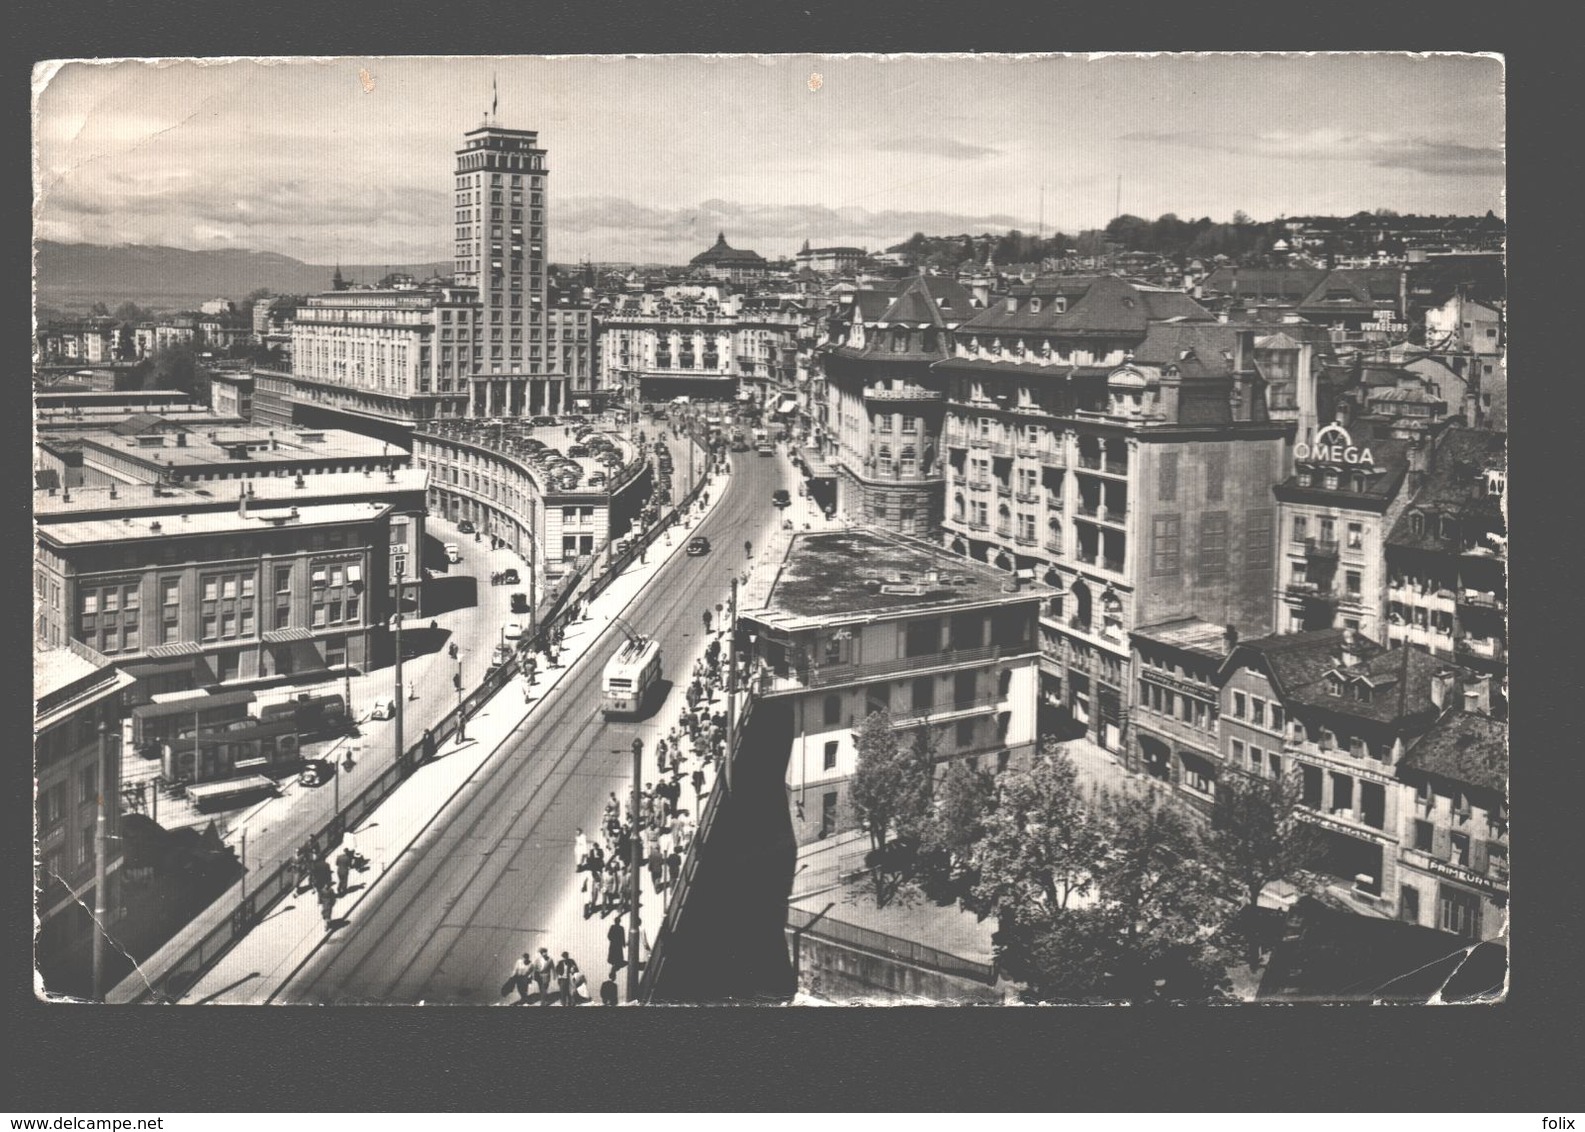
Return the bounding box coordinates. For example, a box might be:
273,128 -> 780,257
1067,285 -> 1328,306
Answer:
262,627 -> 316,645
143,641 -> 204,659
131,688 -> 257,721
121,658 -> 198,680
804,457 -> 839,479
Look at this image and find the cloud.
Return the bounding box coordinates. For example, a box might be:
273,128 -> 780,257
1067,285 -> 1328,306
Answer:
874,135 -> 1000,160
1120,128 -> 1503,177
553,197 -> 1039,259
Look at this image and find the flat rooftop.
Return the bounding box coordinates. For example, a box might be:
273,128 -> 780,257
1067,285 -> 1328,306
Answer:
41,499 -> 395,547
72,425 -> 393,469
34,646 -> 105,701
751,527 -> 1050,629
1132,616 -> 1233,660
34,467 -> 429,519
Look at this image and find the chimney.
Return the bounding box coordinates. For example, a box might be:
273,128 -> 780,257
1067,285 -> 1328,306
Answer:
1224,624 -> 1239,654
1462,673 -> 1492,715
238,486 -> 248,518
294,472 -> 305,488
1158,366 -> 1181,423
1339,625 -> 1362,668
108,483 -> 117,499
1430,668 -> 1457,710
288,506 -> 300,521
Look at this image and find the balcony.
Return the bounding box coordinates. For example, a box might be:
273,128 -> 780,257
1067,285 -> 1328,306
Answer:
1015,443 -> 1043,459
865,384 -> 944,401
1014,532 -> 1037,546
968,436 -> 991,450
995,483 -> 1012,499
756,641 -> 1029,694
966,518 -> 989,532
1044,540 -> 1063,556
967,477 -> 992,492
1077,453 -> 1103,471
995,526 -> 1013,540
1305,537 -> 1340,561
1456,590 -> 1505,611
888,694 -> 1004,727
1456,637 -> 1506,661
1014,491 -> 1041,505
1045,495 -> 1064,512
989,440 -> 1015,458
1285,581 -> 1332,599
1075,501 -> 1101,519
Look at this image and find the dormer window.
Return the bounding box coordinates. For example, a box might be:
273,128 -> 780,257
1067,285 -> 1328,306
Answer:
1410,512 -> 1424,535
1324,472 -> 1340,490
1326,674 -> 1343,697
1005,297 -> 1018,312
1298,470 -> 1312,487
1029,298 -> 1042,313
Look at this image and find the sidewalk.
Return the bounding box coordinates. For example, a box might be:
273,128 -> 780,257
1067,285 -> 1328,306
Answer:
177,456 -> 733,1004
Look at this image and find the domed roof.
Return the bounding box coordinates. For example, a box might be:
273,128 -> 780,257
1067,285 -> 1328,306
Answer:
690,232 -> 766,267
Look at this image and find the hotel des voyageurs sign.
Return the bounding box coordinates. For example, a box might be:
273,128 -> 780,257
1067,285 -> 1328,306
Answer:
1295,422 -> 1376,467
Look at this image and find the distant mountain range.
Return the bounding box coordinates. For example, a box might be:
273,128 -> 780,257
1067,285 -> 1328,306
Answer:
34,241 -> 451,313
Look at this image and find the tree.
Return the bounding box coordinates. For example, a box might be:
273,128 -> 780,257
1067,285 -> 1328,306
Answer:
919,757 -> 996,883
1208,767 -> 1325,913
88,301 -> 110,317
246,287 -> 273,302
1231,210 -> 1254,227
114,301 -> 148,322
964,744 -> 1104,925
1089,789 -> 1236,1002
849,709 -> 933,907
141,342 -> 204,398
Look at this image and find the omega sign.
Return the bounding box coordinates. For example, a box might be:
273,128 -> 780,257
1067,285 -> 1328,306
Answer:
1295,422 -> 1375,467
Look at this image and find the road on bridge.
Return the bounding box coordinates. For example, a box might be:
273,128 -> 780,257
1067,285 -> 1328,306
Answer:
274,442 -> 792,1004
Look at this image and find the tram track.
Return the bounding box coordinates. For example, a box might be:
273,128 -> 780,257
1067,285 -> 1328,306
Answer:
275,447 -> 780,1003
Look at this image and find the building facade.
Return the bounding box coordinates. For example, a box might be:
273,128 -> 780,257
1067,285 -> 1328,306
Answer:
1272,420 -> 1412,639
1384,428 -> 1507,684
822,275 -> 976,538
289,286 -> 476,425
935,286 -> 1290,754
34,642 -> 135,989
34,470 -> 426,682
411,420 -> 649,582
739,528 -> 1048,846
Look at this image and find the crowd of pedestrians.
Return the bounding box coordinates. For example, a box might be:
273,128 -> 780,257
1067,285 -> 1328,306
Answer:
292,833 -> 367,933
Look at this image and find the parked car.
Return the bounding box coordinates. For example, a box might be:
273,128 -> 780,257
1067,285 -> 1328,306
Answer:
510,592 -> 530,614
772,488 -> 792,508
503,621 -> 525,641
458,518 -> 476,534
757,443 -> 774,457
686,536 -> 711,556
531,415 -> 557,427
491,644 -> 514,668
499,567 -> 520,585
369,696 -> 397,721
568,444 -> 590,459
445,543 -> 462,563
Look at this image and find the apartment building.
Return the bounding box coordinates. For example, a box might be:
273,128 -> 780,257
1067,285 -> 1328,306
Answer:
739,528 -> 1048,845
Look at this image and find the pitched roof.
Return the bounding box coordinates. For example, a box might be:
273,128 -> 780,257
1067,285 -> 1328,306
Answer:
1224,629 -> 1385,700
690,232 -> 766,267
1130,323 -> 1245,374
1398,710 -> 1507,795
1386,429 -> 1507,551
1298,268 -> 1403,312
961,275 -> 1215,336
878,275 -> 975,327
1202,267 -> 1328,301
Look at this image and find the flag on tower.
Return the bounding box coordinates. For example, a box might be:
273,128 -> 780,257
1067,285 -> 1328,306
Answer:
492,74 -> 498,119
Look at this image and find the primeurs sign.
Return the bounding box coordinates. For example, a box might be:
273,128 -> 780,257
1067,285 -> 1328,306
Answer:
1295,422 -> 1375,467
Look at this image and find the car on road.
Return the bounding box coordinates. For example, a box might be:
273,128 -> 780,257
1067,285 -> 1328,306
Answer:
490,643 -> 513,668
567,444 -> 590,459
458,518 -> 476,534
368,696 -> 397,721
530,415 -> 557,427
499,567 -> 520,585
757,443 -> 774,456
772,488 -> 792,508
510,591 -> 530,614
445,543 -> 462,563
686,536 -> 711,556
503,621 -> 525,641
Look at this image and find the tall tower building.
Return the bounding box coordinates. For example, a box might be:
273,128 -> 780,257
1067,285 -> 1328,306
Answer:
453,123 -> 562,416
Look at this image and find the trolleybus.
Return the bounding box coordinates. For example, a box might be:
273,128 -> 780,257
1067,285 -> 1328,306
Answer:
601,635 -> 662,718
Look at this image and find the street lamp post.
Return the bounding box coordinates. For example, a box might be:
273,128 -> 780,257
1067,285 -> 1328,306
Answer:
628,736 -> 643,1004
91,721 -> 111,1002
455,657 -> 466,742
393,563 -> 405,772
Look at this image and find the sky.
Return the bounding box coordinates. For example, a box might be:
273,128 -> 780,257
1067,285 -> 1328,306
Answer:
33,54 -> 1505,265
